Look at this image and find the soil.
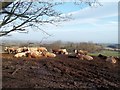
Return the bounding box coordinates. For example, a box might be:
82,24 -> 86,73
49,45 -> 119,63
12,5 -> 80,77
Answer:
1,53 -> 120,89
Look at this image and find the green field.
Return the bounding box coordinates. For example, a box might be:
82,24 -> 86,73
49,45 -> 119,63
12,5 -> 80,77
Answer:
89,50 -> 120,57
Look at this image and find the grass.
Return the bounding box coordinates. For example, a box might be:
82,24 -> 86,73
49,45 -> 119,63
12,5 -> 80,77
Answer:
89,50 -> 120,57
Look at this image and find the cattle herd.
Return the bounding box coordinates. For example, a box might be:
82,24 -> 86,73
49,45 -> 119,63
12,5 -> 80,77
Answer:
4,47 -> 68,58
4,46 -> 118,64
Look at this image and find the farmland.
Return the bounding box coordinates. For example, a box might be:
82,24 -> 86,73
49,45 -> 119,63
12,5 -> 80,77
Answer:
1,41 -> 120,89
1,54 -> 120,89
89,50 -> 120,57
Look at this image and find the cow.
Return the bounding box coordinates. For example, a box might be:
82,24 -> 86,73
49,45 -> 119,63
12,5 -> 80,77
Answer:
28,47 -> 38,52
37,47 -> 47,52
77,54 -> 93,60
42,51 -> 56,57
106,56 -> 117,64
22,47 -> 29,52
59,49 -> 68,55
16,47 -> 24,53
64,51 -> 69,55
74,49 -> 88,55
52,49 -> 68,55
26,51 -> 43,58
14,47 -> 29,53
83,55 -> 93,60
4,47 -> 18,54
76,54 -> 84,60
14,52 -> 27,58
4,47 -> 9,53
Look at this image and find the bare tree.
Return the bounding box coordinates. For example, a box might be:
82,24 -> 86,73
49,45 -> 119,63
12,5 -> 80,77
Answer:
0,0 -> 101,37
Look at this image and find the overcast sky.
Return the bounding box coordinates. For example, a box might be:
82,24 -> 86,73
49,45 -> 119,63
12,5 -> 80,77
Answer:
1,1 -> 118,44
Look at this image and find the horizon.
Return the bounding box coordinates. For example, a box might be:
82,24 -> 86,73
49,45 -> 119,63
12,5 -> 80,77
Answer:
1,39 -> 119,45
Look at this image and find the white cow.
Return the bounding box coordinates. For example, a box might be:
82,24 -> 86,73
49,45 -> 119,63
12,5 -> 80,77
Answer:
28,47 -> 38,52
4,47 -> 18,54
52,48 -> 68,55
14,52 -> 27,58
75,49 -> 88,55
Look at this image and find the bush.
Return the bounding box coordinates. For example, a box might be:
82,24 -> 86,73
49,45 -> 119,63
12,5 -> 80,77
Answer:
75,42 -> 103,53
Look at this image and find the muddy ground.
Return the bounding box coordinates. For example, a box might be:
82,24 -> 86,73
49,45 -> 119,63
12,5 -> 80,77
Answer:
1,53 -> 120,89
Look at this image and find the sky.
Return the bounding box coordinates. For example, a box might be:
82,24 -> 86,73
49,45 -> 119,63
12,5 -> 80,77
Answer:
1,0 -> 119,44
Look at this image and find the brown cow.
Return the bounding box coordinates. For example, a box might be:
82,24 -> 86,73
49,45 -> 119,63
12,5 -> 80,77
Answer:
77,54 -> 93,60
26,51 -> 42,58
37,47 -> 47,52
83,55 -> 93,60
42,51 -> 56,57
106,56 -> 117,64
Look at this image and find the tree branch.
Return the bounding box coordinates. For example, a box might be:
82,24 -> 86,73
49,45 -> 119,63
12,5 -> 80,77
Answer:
2,10 -> 29,18
0,2 -> 20,28
0,2 -> 13,10
0,1 -> 101,37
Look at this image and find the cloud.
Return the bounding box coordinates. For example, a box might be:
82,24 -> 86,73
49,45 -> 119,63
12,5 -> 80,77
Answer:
44,2 -> 118,43
2,2 -> 118,43
60,2 -> 118,26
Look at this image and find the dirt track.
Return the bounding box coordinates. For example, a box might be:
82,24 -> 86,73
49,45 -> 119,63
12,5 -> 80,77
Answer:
2,53 -> 120,89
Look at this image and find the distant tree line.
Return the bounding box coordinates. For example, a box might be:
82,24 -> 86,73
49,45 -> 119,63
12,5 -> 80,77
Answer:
43,41 -> 103,53
2,40 -> 104,53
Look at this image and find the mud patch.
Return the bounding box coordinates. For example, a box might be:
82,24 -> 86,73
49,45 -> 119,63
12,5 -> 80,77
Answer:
2,53 -> 120,89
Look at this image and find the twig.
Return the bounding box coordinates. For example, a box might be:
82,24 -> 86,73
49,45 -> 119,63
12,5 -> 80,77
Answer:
12,67 -> 22,75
